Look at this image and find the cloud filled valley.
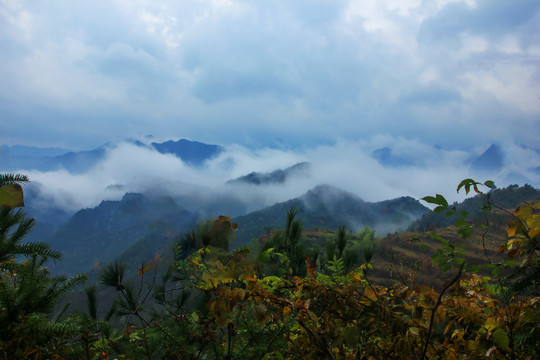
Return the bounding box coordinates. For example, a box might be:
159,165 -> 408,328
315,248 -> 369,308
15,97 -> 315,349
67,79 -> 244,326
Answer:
5,136 -> 538,217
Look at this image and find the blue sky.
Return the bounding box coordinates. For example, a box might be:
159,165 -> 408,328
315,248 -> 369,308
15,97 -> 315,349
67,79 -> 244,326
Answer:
1,0 -> 539,151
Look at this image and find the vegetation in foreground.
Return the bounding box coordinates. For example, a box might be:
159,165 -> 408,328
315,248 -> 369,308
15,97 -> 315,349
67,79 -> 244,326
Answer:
1,174 -> 539,359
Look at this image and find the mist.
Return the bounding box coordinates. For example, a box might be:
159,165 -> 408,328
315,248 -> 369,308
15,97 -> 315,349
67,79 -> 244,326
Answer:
16,136 -> 539,218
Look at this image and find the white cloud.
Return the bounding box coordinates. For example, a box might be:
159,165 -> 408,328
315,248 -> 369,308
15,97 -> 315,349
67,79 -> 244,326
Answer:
497,35 -> 522,55
435,0 -> 477,10
1,0 -> 539,153
457,33 -> 489,58
462,63 -> 540,114
20,136 -> 540,216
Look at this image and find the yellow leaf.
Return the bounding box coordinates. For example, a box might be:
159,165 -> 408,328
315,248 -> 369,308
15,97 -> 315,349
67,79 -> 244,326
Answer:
363,288 -> 377,302
507,219 -> 521,237
516,204 -> 533,220
451,329 -> 464,340
138,264 -> 150,276
485,317 -> 498,332
283,306 -> 292,317
527,215 -> 540,238
0,184 -> 24,208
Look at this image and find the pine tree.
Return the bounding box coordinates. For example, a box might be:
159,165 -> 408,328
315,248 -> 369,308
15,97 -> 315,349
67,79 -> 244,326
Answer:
0,173 -> 87,358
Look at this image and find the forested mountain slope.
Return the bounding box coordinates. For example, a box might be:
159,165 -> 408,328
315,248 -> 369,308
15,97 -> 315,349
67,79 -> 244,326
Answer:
46,193 -> 197,276
232,184 -> 428,246
408,184 -> 540,232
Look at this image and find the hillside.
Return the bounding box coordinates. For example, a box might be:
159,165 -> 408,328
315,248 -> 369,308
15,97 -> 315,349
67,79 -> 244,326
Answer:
373,183 -> 540,287
408,184 -> 540,232
46,193 -> 197,276
231,184 -> 428,247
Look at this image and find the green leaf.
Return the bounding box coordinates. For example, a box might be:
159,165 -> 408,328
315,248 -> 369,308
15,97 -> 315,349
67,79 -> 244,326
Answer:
458,227 -> 473,238
433,206 -> 446,213
457,178 -> 483,195
435,194 -> 448,207
428,233 -> 449,246
457,179 -> 473,194
492,329 -> 509,349
0,184 -> 24,208
484,180 -> 496,189
262,352 -> 284,360
422,195 -> 447,207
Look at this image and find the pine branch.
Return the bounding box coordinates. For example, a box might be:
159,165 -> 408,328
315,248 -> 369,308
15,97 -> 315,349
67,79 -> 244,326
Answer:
15,242 -> 61,260
0,173 -> 29,186
99,262 -> 126,290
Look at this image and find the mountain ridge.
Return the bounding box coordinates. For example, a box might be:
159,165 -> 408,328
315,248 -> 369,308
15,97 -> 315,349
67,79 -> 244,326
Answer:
231,184 -> 429,247
0,138 -> 223,172
227,162 -> 311,185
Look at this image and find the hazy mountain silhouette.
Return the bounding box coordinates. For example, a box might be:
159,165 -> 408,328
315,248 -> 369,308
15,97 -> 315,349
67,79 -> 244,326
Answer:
371,147 -> 416,167
0,138 -> 224,172
0,145 -> 70,170
151,139 -> 224,166
470,144 -> 504,172
40,147 -> 107,174
227,162 -> 311,185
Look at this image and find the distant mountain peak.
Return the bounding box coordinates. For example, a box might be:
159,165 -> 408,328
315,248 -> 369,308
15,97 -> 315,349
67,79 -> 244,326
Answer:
227,162 -> 311,185
301,183 -> 363,204
151,139 -> 224,166
470,144 -> 504,172
370,147 -> 415,167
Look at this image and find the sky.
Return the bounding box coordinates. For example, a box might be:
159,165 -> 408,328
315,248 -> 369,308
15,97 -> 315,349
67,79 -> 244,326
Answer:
1,0 -> 540,211
1,0 -> 539,151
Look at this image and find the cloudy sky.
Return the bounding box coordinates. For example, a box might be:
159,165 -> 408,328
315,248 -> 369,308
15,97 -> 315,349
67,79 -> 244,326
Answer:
1,0 -> 540,211
1,0 -> 539,151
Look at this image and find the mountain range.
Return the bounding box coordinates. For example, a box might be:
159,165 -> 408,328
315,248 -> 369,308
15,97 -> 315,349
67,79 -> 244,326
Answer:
0,138 -> 223,172
232,184 -> 428,247
2,139 -> 530,175
370,143 -> 506,171
2,138 -> 538,277
37,181 -> 428,276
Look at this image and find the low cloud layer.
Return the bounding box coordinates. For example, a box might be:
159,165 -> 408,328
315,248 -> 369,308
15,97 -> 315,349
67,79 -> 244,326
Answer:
20,137 -> 540,215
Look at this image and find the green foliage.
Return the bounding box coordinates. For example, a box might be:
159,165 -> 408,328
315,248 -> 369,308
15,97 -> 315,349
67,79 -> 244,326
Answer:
2,176 -> 540,359
0,173 -> 88,359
